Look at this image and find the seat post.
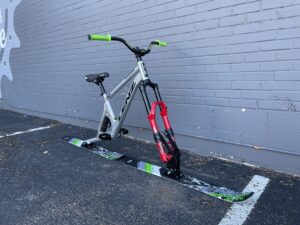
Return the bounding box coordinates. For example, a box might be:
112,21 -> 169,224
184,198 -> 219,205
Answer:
99,83 -> 106,95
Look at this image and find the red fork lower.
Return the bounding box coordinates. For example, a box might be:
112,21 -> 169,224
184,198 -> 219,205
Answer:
147,101 -> 180,167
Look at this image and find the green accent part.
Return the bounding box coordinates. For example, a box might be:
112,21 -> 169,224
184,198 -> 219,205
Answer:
90,34 -> 111,41
144,163 -> 153,174
156,40 -> 168,47
70,138 -> 83,147
209,192 -> 253,203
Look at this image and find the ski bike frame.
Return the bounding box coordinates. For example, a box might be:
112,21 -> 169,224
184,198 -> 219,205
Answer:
84,34 -> 181,176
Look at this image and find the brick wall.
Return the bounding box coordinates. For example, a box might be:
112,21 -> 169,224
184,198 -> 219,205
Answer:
1,0 -> 300,174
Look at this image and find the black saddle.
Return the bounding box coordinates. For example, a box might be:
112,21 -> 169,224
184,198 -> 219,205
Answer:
85,72 -> 109,84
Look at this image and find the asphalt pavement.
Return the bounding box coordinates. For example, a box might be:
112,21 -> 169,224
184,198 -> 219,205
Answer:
0,109 -> 299,225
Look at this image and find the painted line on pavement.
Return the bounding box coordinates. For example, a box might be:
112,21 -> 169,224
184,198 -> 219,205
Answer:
218,175 -> 270,225
0,125 -> 55,139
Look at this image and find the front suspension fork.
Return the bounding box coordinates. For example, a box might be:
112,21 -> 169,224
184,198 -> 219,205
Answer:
139,80 -> 181,175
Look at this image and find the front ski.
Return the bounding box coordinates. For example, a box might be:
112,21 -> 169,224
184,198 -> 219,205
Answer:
63,137 -> 253,203
124,158 -> 253,203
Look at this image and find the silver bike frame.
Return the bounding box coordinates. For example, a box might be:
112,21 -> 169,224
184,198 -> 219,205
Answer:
85,61 -> 149,144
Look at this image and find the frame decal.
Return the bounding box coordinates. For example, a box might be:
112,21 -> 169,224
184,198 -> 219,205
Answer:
119,81 -> 137,120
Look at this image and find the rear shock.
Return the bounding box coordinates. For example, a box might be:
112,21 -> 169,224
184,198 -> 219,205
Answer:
100,116 -> 111,132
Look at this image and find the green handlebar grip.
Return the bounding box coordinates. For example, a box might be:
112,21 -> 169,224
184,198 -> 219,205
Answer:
156,40 -> 168,47
88,34 -> 111,41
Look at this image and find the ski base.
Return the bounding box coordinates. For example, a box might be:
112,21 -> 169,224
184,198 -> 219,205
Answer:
63,137 -> 253,203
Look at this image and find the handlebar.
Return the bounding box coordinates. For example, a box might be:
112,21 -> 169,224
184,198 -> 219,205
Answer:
88,34 -> 167,56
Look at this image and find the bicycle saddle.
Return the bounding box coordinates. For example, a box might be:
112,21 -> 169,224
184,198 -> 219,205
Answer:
85,72 -> 109,84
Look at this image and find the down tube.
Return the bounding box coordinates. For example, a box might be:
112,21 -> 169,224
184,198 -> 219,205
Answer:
114,75 -> 143,136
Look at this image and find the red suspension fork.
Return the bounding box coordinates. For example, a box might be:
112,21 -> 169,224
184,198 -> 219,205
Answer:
148,101 -> 173,162
139,80 -> 181,172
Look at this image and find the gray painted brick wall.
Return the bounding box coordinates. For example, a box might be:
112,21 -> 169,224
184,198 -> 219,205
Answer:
1,0 -> 300,174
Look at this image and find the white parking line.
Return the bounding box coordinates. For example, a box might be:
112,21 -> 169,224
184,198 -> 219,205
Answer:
218,175 -> 270,225
0,125 -> 55,139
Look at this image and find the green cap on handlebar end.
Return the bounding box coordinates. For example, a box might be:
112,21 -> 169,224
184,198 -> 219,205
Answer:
88,34 -> 111,41
156,40 -> 168,47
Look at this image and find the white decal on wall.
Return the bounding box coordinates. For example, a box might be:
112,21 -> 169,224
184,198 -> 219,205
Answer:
0,0 -> 22,99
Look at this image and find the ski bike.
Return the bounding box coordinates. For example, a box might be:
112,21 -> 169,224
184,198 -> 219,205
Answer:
64,34 -> 253,203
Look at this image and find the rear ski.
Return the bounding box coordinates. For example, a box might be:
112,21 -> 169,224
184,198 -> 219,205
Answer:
64,136 -> 124,160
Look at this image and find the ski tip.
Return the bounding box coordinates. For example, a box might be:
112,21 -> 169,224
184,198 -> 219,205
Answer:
232,191 -> 254,203
210,191 -> 254,203
62,136 -> 72,141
